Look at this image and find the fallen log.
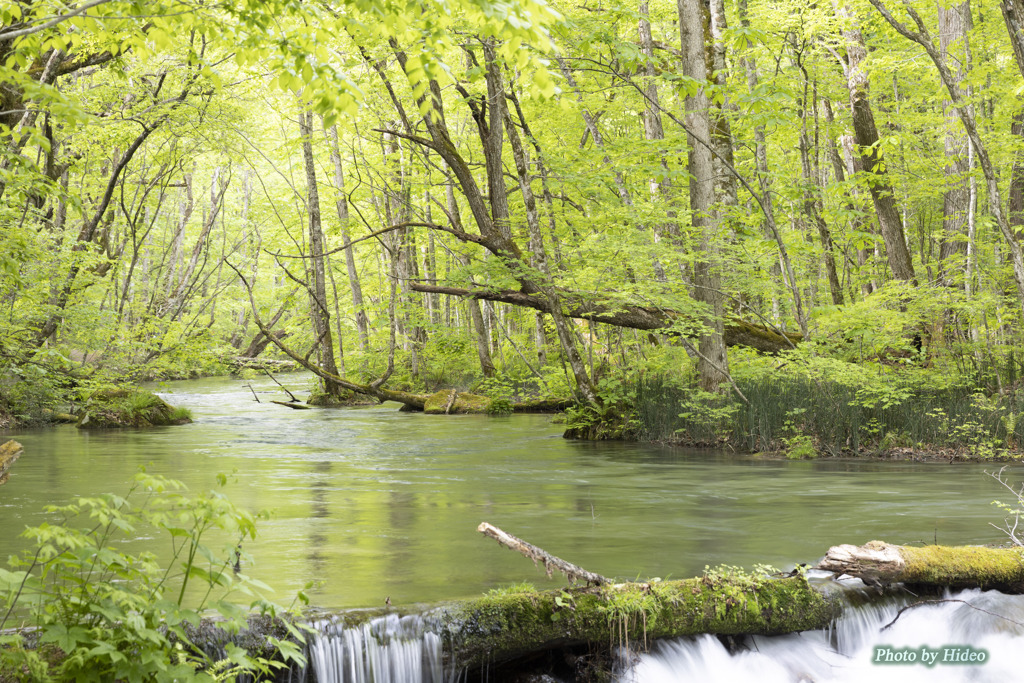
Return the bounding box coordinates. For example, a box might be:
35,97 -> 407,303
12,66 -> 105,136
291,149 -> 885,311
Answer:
0,440 -> 23,485
441,572 -> 839,671
228,357 -> 298,373
409,283 -> 803,354
230,260 -> 575,414
816,540 -> 1024,593
442,522 -> 839,670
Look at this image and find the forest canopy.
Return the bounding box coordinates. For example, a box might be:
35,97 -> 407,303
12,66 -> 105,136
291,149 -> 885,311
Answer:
3,0 -> 1024,453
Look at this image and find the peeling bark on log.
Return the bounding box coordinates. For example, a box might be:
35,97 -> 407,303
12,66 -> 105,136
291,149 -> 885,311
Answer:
478,522 -> 610,585
0,440 -> 22,485
409,283 -> 802,354
817,540 -> 1024,593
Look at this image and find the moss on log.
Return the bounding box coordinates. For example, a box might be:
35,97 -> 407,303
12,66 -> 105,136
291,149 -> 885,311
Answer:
424,390 -> 492,414
442,575 -> 839,670
817,540 -> 1024,592
408,282 -> 803,353
0,440 -> 22,485
512,397 -> 575,412
76,389 -> 192,429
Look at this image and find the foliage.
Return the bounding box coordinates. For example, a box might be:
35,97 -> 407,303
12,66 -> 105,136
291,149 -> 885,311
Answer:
4,0 -> 1024,448
0,472 -> 307,682
635,355 -> 1024,457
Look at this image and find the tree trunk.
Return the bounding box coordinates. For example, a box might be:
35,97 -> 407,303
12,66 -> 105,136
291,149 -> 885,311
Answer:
797,79 -> 844,307
938,1 -> 972,286
299,108 -> 343,398
326,124 -> 370,352
1002,1 -> 1024,234
639,0 -> 673,282
839,6 -> 917,284
445,170 -> 496,377
707,0 -> 740,211
678,0 -> 731,392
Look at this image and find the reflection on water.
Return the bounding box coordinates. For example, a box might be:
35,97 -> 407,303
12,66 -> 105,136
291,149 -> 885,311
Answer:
1,373 -> 1020,609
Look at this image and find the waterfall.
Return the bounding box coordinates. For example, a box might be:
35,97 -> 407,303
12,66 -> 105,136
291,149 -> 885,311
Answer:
299,612 -> 447,683
617,586 -> 1024,682
284,583 -> 1024,682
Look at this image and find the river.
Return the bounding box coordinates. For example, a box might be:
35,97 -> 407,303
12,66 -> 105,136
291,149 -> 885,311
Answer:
1,373 -> 1020,612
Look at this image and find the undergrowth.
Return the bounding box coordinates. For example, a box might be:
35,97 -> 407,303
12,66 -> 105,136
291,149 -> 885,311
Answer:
635,372 -> 1024,458
0,471 -> 308,682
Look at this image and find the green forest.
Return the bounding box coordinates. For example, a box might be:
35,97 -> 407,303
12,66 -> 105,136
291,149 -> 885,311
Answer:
4,0 -> 1024,457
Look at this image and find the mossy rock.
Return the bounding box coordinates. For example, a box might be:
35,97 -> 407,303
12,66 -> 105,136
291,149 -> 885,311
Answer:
77,389 -> 192,429
423,390 -> 492,414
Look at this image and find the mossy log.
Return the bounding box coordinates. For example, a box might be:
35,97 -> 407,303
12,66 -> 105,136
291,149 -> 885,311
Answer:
438,576 -> 838,670
816,540 -> 1024,592
408,283 -> 803,354
0,440 -> 22,485
439,523 -> 838,670
424,390 -> 491,414
512,397 -> 575,412
76,389 -> 192,429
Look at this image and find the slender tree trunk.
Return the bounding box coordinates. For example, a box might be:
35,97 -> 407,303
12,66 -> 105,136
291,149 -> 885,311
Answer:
738,0 -> 783,319
162,173 -> 194,303
1009,114 -> 1024,233
446,170 -> 496,377
165,167 -> 230,319
639,0 -> 672,282
679,0 -> 730,392
938,1 -> 972,285
839,6 -> 917,283
326,124 -> 370,352
797,78 -> 844,307
299,108 -> 342,396
707,0 -> 739,210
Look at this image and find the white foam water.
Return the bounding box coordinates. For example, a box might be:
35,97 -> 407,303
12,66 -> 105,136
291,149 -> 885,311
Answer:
618,587 -> 1024,683
304,612 -> 445,683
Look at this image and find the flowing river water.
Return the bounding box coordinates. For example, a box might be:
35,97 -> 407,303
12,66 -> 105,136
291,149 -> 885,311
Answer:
3,373 -> 1024,681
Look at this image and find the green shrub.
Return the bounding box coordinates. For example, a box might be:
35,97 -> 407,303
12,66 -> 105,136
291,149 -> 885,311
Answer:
635,369 -> 1024,457
0,471 -> 307,682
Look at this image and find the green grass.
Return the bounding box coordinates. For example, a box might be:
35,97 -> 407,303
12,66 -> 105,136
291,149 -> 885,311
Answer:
635,375 -> 1024,457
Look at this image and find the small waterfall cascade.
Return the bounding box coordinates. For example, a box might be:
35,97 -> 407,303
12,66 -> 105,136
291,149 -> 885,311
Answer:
617,582 -> 1024,683
300,612 -> 447,683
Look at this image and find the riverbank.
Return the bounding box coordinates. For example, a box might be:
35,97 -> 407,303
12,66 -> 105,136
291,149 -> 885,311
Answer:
2,373 -> 1012,609
629,372 -> 1024,462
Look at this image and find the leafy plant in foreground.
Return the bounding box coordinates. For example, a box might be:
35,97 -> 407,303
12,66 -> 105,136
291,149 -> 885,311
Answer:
0,471 -> 307,682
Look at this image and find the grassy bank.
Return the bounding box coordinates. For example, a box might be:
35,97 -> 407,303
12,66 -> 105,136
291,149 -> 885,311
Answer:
633,373 -> 1024,459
